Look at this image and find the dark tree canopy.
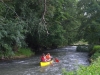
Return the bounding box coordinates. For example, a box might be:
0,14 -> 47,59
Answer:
0,0 -> 100,57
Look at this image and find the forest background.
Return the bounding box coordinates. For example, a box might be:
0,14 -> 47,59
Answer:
0,0 -> 100,58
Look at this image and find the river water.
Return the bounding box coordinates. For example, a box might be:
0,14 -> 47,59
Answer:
0,46 -> 89,75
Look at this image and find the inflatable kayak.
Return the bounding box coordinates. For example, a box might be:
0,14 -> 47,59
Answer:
40,60 -> 53,67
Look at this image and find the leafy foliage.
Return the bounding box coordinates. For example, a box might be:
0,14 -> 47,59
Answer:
0,17 -> 26,58
90,45 -> 100,60
47,24 -> 66,48
1,0 -> 95,57
77,0 -> 100,44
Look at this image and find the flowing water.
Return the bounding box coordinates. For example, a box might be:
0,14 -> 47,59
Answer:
0,46 -> 89,75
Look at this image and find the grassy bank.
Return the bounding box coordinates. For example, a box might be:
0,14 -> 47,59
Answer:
13,48 -> 34,59
62,45 -> 100,75
90,45 -> 100,60
0,48 -> 34,59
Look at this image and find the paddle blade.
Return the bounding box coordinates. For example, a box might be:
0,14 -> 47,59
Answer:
55,58 -> 59,62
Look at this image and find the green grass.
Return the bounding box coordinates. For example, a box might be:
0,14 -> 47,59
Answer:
15,48 -> 34,57
93,45 -> 100,52
73,40 -> 88,45
90,45 -> 100,60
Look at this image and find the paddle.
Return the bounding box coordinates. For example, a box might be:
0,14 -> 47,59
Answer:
54,58 -> 59,63
50,57 -> 59,66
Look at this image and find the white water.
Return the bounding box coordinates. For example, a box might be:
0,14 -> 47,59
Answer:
0,46 -> 89,75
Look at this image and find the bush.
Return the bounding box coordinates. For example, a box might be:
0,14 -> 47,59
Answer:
0,44 -> 15,59
93,45 -> 100,52
91,52 -> 100,60
90,45 -> 100,59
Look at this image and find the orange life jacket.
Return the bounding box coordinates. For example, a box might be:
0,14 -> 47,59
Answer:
46,54 -> 51,59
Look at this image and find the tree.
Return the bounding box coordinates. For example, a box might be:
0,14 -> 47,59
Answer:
0,1 -> 26,58
0,0 -> 79,55
77,0 -> 100,44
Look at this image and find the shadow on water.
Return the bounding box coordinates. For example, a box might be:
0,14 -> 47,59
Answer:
0,46 -> 89,75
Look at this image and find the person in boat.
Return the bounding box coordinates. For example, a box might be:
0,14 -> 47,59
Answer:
41,53 -> 47,62
46,53 -> 52,61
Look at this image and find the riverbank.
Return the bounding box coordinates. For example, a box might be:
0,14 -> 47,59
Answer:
0,48 -> 35,60
63,45 -> 100,75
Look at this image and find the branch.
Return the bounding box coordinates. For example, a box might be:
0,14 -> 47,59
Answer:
1,0 -> 19,18
42,0 -> 46,24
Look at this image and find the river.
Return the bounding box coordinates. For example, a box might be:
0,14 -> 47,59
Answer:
0,46 -> 89,75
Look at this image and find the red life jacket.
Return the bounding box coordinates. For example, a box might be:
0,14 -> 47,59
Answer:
41,56 -> 46,62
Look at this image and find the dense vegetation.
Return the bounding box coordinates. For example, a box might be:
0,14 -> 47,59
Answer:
0,0 -> 100,59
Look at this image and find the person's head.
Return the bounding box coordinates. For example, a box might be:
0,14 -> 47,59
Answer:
47,53 -> 50,55
42,53 -> 45,56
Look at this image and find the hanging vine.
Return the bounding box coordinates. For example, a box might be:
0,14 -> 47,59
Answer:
38,0 -> 49,35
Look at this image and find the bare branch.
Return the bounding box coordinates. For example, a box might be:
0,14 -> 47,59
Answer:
42,0 -> 46,24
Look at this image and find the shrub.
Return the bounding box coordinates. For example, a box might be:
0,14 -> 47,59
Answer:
90,45 -> 100,60
0,44 -> 15,59
91,52 -> 100,60
93,45 -> 100,52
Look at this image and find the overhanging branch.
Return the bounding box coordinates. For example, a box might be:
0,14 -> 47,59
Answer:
1,0 -> 19,18
42,0 -> 46,24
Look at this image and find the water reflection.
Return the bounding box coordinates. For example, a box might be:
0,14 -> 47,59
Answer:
0,46 -> 89,75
